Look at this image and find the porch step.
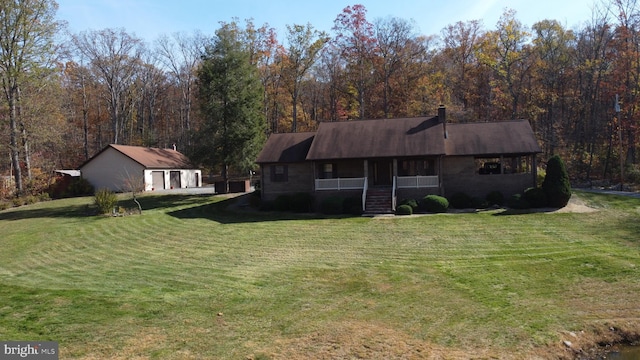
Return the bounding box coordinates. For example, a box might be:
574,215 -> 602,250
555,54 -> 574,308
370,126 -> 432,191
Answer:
364,188 -> 393,214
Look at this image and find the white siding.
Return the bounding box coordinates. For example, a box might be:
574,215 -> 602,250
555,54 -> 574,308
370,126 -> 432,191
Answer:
80,147 -> 145,192
81,147 -> 202,192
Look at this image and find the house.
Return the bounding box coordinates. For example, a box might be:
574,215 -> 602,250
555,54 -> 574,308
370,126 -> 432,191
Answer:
79,144 -> 202,192
256,107 -> 542,213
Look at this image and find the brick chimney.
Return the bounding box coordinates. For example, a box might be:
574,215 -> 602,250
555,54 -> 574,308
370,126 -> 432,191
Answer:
438,105 -> 447,139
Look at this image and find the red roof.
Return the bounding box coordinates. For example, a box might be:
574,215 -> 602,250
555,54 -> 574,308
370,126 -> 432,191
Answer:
82,144 -> 195,169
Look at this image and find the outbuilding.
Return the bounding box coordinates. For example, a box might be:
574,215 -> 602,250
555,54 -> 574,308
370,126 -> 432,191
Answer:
80,144 -> 202,192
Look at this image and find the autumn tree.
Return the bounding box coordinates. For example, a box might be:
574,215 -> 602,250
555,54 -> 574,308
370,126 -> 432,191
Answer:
571,7 -> 615,179
479,9 -> 533,119
441,20 -> 484,112
374,17 -> 425,118
193,22 -> 266,191
609,0 -> 640,165
0,0 -> 62,194
531,19 -> 575,156
333,4 -> 378,119
282,23 -> 328,132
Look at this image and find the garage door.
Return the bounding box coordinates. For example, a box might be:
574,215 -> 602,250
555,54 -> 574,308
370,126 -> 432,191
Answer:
152,171 -> 165,190
170,171 -> 181,189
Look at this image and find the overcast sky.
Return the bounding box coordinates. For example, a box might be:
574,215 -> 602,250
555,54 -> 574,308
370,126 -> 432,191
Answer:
56,0 -> 600,43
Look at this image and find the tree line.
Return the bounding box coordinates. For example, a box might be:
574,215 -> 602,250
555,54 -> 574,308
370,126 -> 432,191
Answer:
1,0 -> 640,196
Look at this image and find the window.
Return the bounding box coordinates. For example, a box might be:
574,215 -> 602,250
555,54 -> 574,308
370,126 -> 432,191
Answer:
270,165 -> 288,182
319,163 -> 337,179
399,159 -> 436,176
475,156 -> 533,175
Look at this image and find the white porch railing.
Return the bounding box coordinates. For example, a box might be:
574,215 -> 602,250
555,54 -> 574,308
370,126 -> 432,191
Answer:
315,177 -> 366,190
396,175 -> 439,188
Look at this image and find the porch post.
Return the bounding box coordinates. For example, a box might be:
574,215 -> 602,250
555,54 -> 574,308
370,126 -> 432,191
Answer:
392,158 -> 398,178
364,159 -> 368,179
532,154 -> 538,187
312,162 -> 317,191
439,155 -> 444,196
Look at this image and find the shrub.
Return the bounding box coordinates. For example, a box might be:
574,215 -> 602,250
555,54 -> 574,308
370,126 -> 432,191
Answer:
342,196 -> 363,215
273,194 -> 292,212
448,192 -> 473,209
0,202 -> 10,211
69,177 -> 94,197
626,164 -> 640,184
249,190 -> 262,208
259,200 -> 274,211
486,191 -> 505,206
536,167 -> 546,188
471,197 -> 489,209
290,192 -> 314,213
508,193 -> 531,209
320,196 -> 343,215
25,195 -> 40,205
542,155 -> 571,207
395,204 -> 413,215
94,188 -> 118,215
523,187 -> 548,208
12,197 -> 25,207
398,198 -> 418,211
421,195 -> 448,213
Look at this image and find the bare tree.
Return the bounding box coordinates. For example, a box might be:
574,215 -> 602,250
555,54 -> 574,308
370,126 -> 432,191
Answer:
71,28 -> 145,144
155,31 -> 205,146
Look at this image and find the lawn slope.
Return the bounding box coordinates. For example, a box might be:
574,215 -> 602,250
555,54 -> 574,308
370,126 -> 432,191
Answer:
0,192 -> 639,359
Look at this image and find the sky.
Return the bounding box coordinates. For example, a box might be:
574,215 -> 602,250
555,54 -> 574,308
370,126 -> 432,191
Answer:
55,0 -> 598,44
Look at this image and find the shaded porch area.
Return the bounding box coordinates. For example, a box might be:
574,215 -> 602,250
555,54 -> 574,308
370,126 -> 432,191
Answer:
313,157 -> 442,213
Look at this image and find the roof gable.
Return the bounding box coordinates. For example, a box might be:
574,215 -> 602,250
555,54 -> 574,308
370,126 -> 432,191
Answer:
81,144 -> 195,169
256,132 -> 315,163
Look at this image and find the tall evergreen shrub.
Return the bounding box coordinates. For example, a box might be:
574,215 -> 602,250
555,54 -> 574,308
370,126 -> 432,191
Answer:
542,155 -> 572,207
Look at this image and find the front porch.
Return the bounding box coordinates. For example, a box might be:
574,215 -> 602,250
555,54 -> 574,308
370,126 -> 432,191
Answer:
313,158 -> 442,213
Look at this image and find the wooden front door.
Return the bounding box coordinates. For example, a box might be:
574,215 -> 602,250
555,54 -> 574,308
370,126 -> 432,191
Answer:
370,159 -> 392,186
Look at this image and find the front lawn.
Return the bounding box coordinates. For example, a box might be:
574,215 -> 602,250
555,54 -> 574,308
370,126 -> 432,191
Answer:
0,191 -> 639,359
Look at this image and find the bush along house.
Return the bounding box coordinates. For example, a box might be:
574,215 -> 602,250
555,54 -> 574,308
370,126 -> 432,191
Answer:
256,106 -> 542,214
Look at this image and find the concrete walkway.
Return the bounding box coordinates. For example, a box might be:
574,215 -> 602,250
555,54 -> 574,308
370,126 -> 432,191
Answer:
147,186 -> 218,195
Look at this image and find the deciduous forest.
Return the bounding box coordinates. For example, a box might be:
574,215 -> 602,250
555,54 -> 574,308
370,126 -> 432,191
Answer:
2,0 -> 640,196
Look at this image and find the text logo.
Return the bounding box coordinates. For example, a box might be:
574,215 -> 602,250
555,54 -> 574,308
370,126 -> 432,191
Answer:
1,342 -> 58,359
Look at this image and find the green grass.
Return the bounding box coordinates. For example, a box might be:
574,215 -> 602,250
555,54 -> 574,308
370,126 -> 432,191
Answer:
1,191 -> 639,359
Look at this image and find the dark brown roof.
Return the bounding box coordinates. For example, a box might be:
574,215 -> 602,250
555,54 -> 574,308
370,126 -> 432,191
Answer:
306,117 -> 446,160
445,120 -> 542,156
81,144 -> 195,169
255,132 -> 315,163
256,117 -> 541,164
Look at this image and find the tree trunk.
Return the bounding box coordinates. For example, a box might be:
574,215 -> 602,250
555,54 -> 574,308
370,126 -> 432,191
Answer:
17,87 -> 31,181
82,72 -> 89,160
21,124 -> 31,181
8,86 -> 23,193
292,85 -> 298,132
222,163 -> 229,194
